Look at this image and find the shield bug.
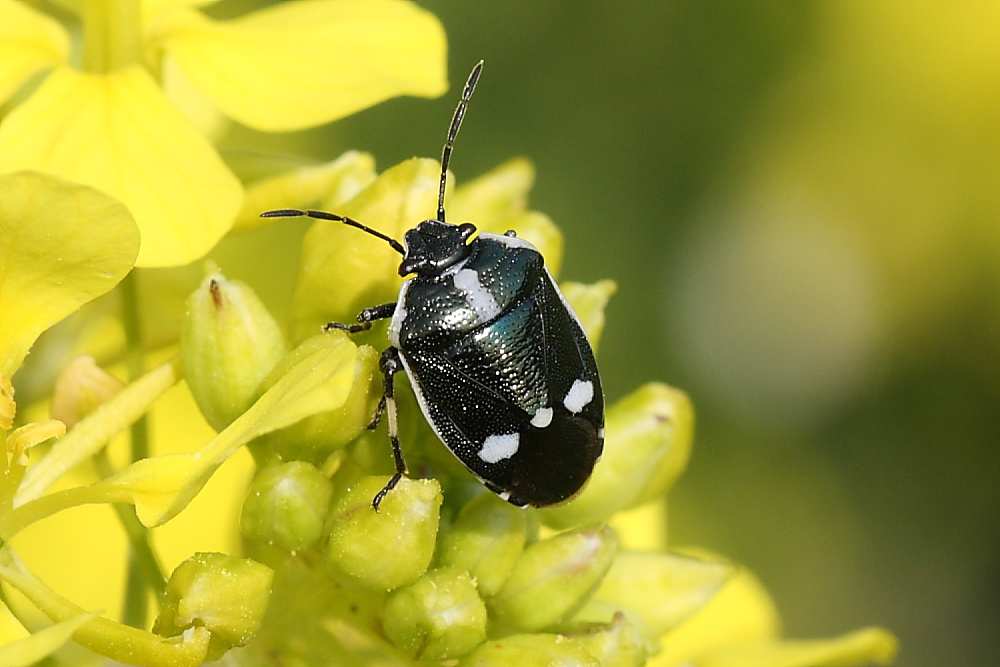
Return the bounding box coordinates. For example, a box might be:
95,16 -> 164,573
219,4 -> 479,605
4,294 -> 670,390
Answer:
263,62 -> 604,510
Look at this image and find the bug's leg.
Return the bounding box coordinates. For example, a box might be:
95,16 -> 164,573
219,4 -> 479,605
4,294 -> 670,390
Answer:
366,396 -> 386,430
372,346 -> 407,512
324,302 -> 396,335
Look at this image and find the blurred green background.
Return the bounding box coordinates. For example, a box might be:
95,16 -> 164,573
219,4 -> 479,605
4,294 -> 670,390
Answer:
210,2 -> 1000,665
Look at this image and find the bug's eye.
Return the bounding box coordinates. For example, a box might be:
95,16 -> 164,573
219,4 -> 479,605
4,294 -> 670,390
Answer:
458,222 -> 477,240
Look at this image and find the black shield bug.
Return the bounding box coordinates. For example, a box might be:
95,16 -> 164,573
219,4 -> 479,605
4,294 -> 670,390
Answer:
263,62 -> 604,510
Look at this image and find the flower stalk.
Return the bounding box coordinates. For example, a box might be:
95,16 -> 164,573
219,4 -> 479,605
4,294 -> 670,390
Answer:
82,0 -> 143,73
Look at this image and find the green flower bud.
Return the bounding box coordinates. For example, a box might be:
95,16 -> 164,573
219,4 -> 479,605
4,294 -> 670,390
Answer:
488,524 -> 617,632
437,493 -> 527,597
496,210 -> 564,277
325,475 -> 442,590
457,633 -> 600,667
568,614 -> 649,667
449,158 -> 535,230
153,552 -> 273,662
383,566 -> 488,660
240,461 -> 333,554
540,383 -> 693,529
575,552 -> 733,644
561,280 -> 617,352
50,355 -> 123,428
182,269 -> 288,430
255,335 -> 381,463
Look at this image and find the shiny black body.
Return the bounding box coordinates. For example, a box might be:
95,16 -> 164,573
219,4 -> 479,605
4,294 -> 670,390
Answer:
390,227 -> 604,506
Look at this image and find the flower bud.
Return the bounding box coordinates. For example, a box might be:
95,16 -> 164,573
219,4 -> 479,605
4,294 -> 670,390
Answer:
561,280 -> 617,352
182,270 -> 288,430
457,633 -> 599,667
50,355 -> 123,428
382,566 -> 488,660
240,461 -> 333,554
540,383 -> 693,529
449,157 -> 534,229
499,210 -> 564,277
575,551 -> 732,644
290,159 -> 438,342
257,337 -> 381,463
235,150 -> 376,231
324,475 -> 442,590
437,493 -> 527,597
569,614 -> 649,667
488,524 -> 617,632
153,552 -> 273,661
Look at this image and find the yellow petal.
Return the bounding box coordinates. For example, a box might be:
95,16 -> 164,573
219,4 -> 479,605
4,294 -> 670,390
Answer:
652,561 -> 780,666
449,159 -> 564,274
0,598 -> 29,644
0,0 -> 68,104
0,172 -> 139,377
0,66 -> 242,267
160,51 -> 230,142
692,628 -> 898,667
0,611 -> 95,667
449,158 -> 535,229
157,0 -> 447,131
235,150 -> 376,231
289,158 -> 440,342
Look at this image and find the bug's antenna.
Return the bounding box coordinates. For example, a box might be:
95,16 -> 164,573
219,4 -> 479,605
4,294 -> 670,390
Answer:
438,61 -> 484,223
261,209 -> 405,255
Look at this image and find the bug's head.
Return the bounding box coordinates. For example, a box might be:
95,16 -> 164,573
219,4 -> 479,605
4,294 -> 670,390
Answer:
399,220 -> 477,277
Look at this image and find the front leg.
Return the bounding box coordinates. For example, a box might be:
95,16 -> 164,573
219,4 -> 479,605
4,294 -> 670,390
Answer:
324,302 -> 396,334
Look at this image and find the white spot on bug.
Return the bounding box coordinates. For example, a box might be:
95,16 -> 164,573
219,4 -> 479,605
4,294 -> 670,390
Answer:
498,491 -> 511,501
454,268 -> 502,321
387,283 -> 409,348
478,433 -> 520,463
563,379 -> 594,414
597,426 -> 606,439
530,406 -> 553,428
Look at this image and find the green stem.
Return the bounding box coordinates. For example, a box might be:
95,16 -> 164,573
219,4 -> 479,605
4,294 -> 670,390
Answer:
120,272 -> 149,462
0,546 -> 210,667
94,451 -> 167,603
82,0 -> 143,74
119,271 -> 153,628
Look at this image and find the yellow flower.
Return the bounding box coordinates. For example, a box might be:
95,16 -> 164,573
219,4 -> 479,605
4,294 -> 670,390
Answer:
649,557 -> 898,667
0,45 -> 898,664
0,170 -> 138,665
0,0 -> 446,267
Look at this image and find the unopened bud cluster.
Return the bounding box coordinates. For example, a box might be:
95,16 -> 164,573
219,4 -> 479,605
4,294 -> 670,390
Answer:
168,161 -> 716,666
176,166 -> 704,666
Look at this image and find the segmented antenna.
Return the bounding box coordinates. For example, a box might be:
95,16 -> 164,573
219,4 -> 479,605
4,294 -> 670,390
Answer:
438,61 -> 484,223
260,209 -> 405,255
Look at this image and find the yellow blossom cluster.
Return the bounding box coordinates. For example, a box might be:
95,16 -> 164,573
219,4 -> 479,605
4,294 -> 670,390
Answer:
0,2 -> 896,666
